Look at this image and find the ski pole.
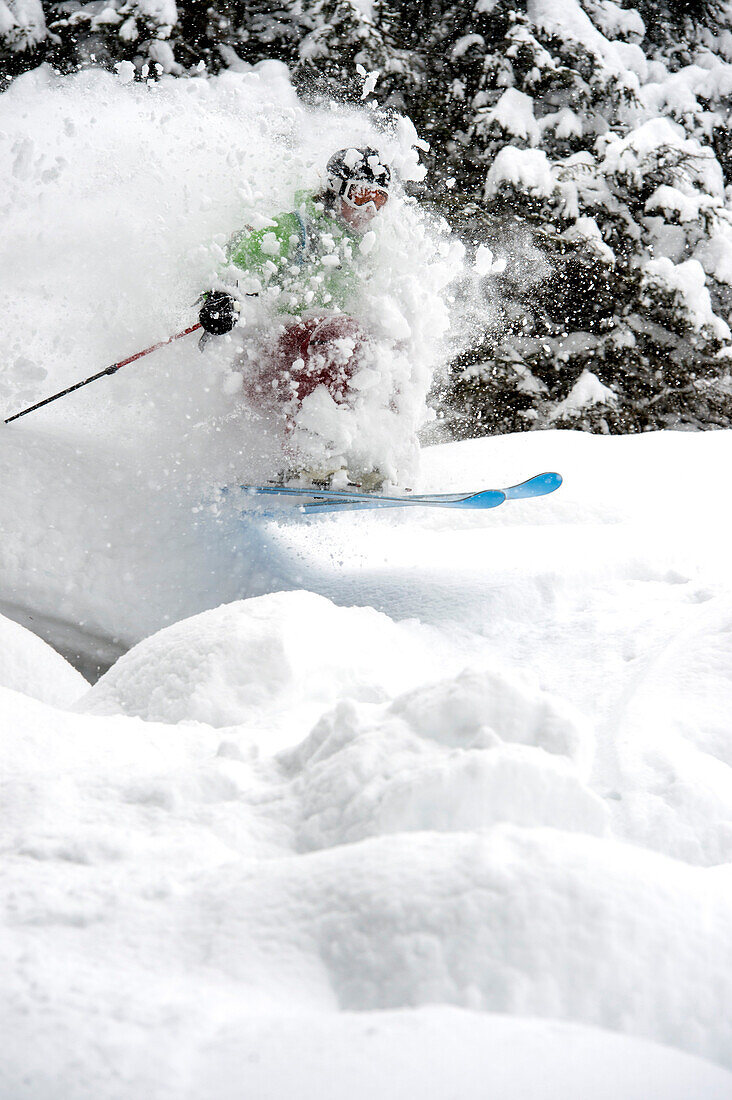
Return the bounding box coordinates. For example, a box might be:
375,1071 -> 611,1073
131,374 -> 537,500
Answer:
3,323 -> 202,425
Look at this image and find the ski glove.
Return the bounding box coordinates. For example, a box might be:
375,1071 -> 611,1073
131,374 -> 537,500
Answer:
199,291 -> 238,335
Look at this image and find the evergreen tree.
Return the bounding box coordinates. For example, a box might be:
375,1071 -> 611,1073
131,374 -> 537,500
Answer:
422,0 -> 732,436
0,0 -> 47,76
292,0 -> 412,108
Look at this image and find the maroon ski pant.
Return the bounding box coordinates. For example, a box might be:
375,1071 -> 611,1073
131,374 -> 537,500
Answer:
248,315 -> 366,412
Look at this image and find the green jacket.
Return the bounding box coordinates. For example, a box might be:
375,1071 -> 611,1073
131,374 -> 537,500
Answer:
225,191 -> 365,316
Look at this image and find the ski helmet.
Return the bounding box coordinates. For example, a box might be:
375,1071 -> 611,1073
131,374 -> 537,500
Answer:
325,147 -> 391,197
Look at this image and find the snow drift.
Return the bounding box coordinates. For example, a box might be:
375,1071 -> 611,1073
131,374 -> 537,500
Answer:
4,426 -> 732,1098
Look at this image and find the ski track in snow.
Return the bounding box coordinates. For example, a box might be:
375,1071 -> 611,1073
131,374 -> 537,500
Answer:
3,63 -> 732,1100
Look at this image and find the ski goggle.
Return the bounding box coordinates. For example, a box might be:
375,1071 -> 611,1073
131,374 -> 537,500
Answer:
343,181 -> 389,211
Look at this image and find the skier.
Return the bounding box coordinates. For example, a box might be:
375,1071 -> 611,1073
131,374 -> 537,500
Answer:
197,146 -> 392,485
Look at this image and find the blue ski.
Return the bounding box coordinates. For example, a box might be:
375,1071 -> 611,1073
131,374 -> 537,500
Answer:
239,471 -> 562,514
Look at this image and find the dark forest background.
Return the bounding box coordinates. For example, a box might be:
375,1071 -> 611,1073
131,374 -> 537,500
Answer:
4,0 -> 732,437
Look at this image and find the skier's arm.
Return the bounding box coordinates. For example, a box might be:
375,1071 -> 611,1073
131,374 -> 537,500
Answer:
198,211 -> 304,334
226,212 -> 304,279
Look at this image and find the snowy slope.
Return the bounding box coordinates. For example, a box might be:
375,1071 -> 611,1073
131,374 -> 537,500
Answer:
4,428 -> 732,1098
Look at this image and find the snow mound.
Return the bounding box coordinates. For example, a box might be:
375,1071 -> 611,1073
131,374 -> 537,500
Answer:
191,827 -> 732,1063
76,592 -> 448,739
0,611 -> 87,705
192,1009 -> 732,1100
284,667 -> 601,850
390,666 -> 591,763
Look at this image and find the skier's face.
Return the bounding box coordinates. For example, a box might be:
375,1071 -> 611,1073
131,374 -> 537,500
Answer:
339,181 -> 389,233
339,199 -> 379,232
